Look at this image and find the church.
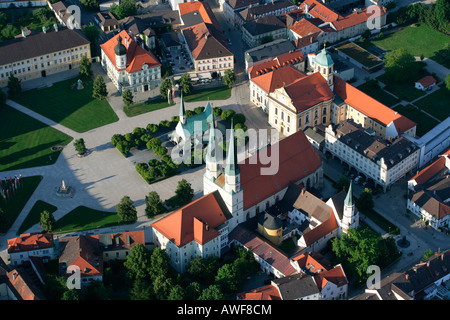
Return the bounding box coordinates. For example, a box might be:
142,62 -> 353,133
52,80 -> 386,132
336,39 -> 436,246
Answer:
151,109 -> 359,274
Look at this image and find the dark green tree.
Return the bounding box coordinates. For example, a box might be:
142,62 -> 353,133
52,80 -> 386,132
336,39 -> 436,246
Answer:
124,243 -> 152,281
7,74 -> 21,97
384,48 -> 420,82
445,73 -> 450,90
130,278 -> 154,300
80,0 -> 99,10
79,56 -> 93,79
0,90 -> 6,109
198,284 -> 225,300
160,78 -> 172,100
92,75 -> 108,100
179,73 -> 193,95
145,191 -> 165,218
153,275 -> 174,300
222,69 -> 236,88
168,284 -> 185,300
149,247 -> 171,280
74,138 -> 87,155
356,188 -> 374,212
115,195 -> 137,222
122,89 -> 134,108
40,210 -> 55,233
187,255 -> 219,285
175,179 -> 194,205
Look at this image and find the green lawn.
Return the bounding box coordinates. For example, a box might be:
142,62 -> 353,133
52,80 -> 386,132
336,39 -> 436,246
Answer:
393,104 -> 440,137
377,73 -> 427,102
357,80 -> 400,107
17,200 -> 57,235
372,23 -> 450,60
0,176 -> 43,234
184,86 -> 232,103
52,206 -> 132,234
124,99 -> 175,117
13,77 -> 119,133
413,85 -> 450,121
0,105 -> 73,172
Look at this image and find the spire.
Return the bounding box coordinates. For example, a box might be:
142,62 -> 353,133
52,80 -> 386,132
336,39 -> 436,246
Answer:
345,180 -> 354,207
206,113 -> 217,162
225,120 -> 240,176
179,91 -> 186,124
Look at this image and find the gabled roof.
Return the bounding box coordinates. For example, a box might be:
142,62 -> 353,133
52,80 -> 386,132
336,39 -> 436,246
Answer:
282,72 -> 334,113
300,0 -> 342,22
151,191 -> 229,247
289,18 -> 324,37
100,30 -> 161,73
94,231 -> 146,250
7,233 -> 54,254
239,129 -> 322,210
331,7 -> 386,31
410,156 -> 447,186
334,77 -> 416,134
237,285 -> 282,300
243,15 -> 286,36
314,264 -> 348,290
227,0 -> 260,10
251,64 -> 305,93
416,75 -> 436,88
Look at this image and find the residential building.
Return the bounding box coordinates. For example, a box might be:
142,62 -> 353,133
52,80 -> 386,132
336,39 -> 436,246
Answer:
7,233 -> 57,266
95,11 -> 120,32
179,1 -> 234,77
242,15 -> 288,48
415,75 -> 437,91
353,250 -> 450,300
237,0 -> 298,26
48,1 -> 80,29
100,30 -> 162,93
325,119 -> 420,192
244,38 -> 296,71
96,231 -> 147,262
0,26 -> 90,88
222,0 -> 260,24
407,149 -> 450,231
118,16 -> 158,50
58,235 -> 103,288
250,64 -> 305,112
0,0 -> 46,8
293,34 -> 320,55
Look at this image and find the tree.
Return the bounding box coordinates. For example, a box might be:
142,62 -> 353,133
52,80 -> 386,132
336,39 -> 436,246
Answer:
130,278 -> 154,300
124,243 -> 152,281
220,109 -> 236,121
435,0 -> 450,32
92,75 -> 108,100
422,249 -> 434,260
179,73 -> 193,95
40,210 -> 55,233
0,90 -> 6,109
160,78 -> 172,100
445,73 -> 450,90
74,138 -> 87,155
110,0 -> 137,20
153,275 -> 174,300
145,191 -> 165,218
222,69 -> 236,88
198,284 -> 225,300
232,113 -> 246,125
116,196 -> 137,222
175,179 -> 194,205
7,74 -> 21,97
187,255 -> 219,285
384,48 -> 420,82
79,56 -> 93,79
215,263 -> 241,293
356,188 -> 374,212
122,89 -> 134,108
79,0 -> 99,10
149,247 -> 171,280
185,282 -> 202,300
168,284 -> 185,300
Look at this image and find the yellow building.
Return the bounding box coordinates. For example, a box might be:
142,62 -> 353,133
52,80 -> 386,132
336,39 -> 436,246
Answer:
257,213 -> 283,246
0,26 -> 91,88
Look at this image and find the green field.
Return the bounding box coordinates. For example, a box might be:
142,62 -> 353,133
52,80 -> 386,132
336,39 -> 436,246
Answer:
357,80 -> 400,107
17,200 -> 57,235
0,176 -> 43,234
124,99 -> 175,117
184,86 -> 232,103
0,105 -> 73,171
372,24 -> 450,62
377,73 -> 427,102
52,206 -> 131,234
13,77 -> 119,133
413,85 -> 450,121
393,104 -> 440,137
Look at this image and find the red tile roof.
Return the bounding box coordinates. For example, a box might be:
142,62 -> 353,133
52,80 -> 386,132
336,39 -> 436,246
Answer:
334,77 -> 416,134
151,192 -> 228,247
410,156 -> 447,185
416,75 -> 436,88
93,230 -> 146,250
276,49 -> 305,66
302,209 -> 338,246
283,72 -> 334,113
331,7 -> 386,31
314,264 -> 348,289
292,252 -> 327,272
7,233 -> 54,253
251,64 -> 305,93
240,129 -> 322,210
237,285 -> 282,300
100,30 -> 161,73
179,1 -> 218,26
7,269 -> 41,300
300,0 -> 342,22
290,18 -> 323,37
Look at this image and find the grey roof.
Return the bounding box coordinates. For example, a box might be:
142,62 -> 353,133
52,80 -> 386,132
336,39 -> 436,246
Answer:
240,0 -> 297,21
0,27 -> 90,66
97,11 -> 119,27
227,0 -> 260,10
258,212 -> 282,230
245,38 -> 294,63
180,10 -> 206,28
243,15 -> 286,36
162,31 -> 181,48
272,273 -> 320,299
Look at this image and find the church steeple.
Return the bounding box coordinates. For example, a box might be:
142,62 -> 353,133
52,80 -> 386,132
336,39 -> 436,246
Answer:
224,121 -> 241,194
179,91 -> 186,125
205,113 -> 220,181
344,180 -> 354,207
342,180 -> 359,233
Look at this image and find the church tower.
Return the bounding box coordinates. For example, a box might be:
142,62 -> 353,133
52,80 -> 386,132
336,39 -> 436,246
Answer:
114,35 -> 127,70
179,91 -> 186,125
314,46 -> 334,90
224,121 -> 241,194
204,113 -> 220,182
341,181 -> 359,233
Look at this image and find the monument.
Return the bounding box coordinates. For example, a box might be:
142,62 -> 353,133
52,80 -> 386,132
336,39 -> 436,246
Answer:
56,179 -> 74,197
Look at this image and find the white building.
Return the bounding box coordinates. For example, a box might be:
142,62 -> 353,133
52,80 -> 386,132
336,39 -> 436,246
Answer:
100,30 -> 161,93
7,233 -> 57,266
325,119 -> 420,192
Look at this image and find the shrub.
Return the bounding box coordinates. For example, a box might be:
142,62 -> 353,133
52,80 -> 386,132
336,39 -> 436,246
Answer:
111,134 -> 124,146
140,134 -> 153,144
146,138 -> 162,150
232,113 -> 246,125
221,109 -> 236,121
159,120 -> 171,128
148,159 -> 160,167
147,123 -> 159,133
194,106 -> 205,114
154,146 -> 168,157
213,107 -> 223,117
116,140 -> 130,156
133,127 -> 147,138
